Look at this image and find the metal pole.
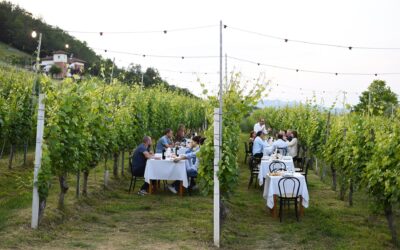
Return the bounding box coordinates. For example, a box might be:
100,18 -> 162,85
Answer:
213,20 -> 223,249
35,33 -> 42,73
225,53 -> 227,86
141,73 -> 144,90
110,57 -> 115,84
31,94 -> 45,228
368,91 -> 371,116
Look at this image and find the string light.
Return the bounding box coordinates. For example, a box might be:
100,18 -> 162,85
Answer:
225,25 -> 400,50
93,47 -> 218,59
228,56 -> 400,76
65,24 -> 217,35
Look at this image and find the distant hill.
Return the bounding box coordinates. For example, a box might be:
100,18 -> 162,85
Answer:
256,99 -> 347,114
256,99 -> 299,108
0,41 -> 33,67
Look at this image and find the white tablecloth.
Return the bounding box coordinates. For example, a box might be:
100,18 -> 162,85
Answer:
144,159 -> 188,187
258,156 -> 295,185
263,173 -> 309,209
177,147 -> 189,155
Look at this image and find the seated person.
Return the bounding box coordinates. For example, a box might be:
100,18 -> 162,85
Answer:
249,131 -> 256,143
287,130 -> 298,158
175,124 -> 187,144
168,136 -> 202,194
252,131 -> 266,158
272,132 -> 289,155
156,128 -> 174,153
131,136 -> 156,195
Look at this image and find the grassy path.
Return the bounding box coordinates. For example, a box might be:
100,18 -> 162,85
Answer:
0,135 -> 398,249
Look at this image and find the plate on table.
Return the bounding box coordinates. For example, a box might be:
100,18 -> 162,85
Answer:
283,156 -> 292,160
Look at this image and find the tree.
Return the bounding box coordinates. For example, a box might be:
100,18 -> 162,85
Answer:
354,80 -> 398,116
49,64 -> 61,77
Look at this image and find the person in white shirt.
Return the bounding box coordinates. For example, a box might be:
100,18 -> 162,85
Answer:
272,132 -> 288,155
253,118 -> 271,135
287,130 -> 298,158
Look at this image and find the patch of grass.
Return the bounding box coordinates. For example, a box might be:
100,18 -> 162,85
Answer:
0,136 -> 398,249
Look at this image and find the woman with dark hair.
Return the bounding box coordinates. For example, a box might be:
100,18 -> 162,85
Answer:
175,124 -> 186,144
287,130 -> 298,158
168,135 -> 202,194
249,131 -> 256,143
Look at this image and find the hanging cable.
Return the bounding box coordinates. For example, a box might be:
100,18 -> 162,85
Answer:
66,24 -> 217,35
225,25 -> 400,50
92,47 -> 218,59
228,56 -> 400,76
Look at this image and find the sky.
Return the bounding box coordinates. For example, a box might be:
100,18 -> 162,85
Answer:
9,0 -> 400,107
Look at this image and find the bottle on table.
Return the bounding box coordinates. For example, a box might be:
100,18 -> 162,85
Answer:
162,149 -> 166,160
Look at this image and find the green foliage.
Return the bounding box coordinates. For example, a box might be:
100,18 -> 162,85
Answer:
198,74 -> 265,197
354,80 -> 398,116
249,101 -> 400,243
49,64 -> 61,77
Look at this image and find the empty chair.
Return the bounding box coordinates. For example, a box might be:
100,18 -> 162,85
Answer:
278,176 -> 301,222
248,156 -> 262,189
269,161 -> 287,173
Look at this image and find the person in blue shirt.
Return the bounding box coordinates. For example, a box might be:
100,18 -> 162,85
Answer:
252,131 -> 267,158
168,136 -> 202,194
131,136 -> 156,195
156,128 -> 174,153
272,132 -> 289,155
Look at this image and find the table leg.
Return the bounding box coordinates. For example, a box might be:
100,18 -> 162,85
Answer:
269,195 -> 278,218
299,195 -> 304,216
179,181 -> 184,197
149,180 -> 152,194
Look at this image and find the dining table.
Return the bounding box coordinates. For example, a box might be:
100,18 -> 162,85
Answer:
144,157 -> 188,196
258,155 -> 295,185
262,172 -> 309,217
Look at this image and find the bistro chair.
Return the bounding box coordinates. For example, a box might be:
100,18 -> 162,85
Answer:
244,142 -> 253,163
269,161 -> 287,173
294,144 -> 306,172
128,155 -> 144,193
278,176 -> 301,222
248,156 -> 262,189
297,158 -> 310,185
277,147 -> 288,156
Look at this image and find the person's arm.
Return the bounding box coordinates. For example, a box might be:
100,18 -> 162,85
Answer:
162,137 -> 173,148
287,138 -> 297,147
143,151 -> 154,159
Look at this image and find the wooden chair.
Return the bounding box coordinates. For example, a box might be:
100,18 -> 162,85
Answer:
248,156 -> 261,189
278,176 -> 301,222
244,142 -> 253,163
277,147 -> 288,156
128,155 -> 144,193
269,161 -> 287,173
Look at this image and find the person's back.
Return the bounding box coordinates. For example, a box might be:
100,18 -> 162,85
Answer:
132,143 -> 150,175
287,131 -> 298,157
272,132 -> 288,152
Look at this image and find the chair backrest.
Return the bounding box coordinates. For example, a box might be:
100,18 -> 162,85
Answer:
244,142 -> 249,152
278,176 -> 301,198
250,156 -> 262,171
129,154 -> 134,174
277,147 -> 288,156
269,161 -> 287,172
248,142 -> 253,154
